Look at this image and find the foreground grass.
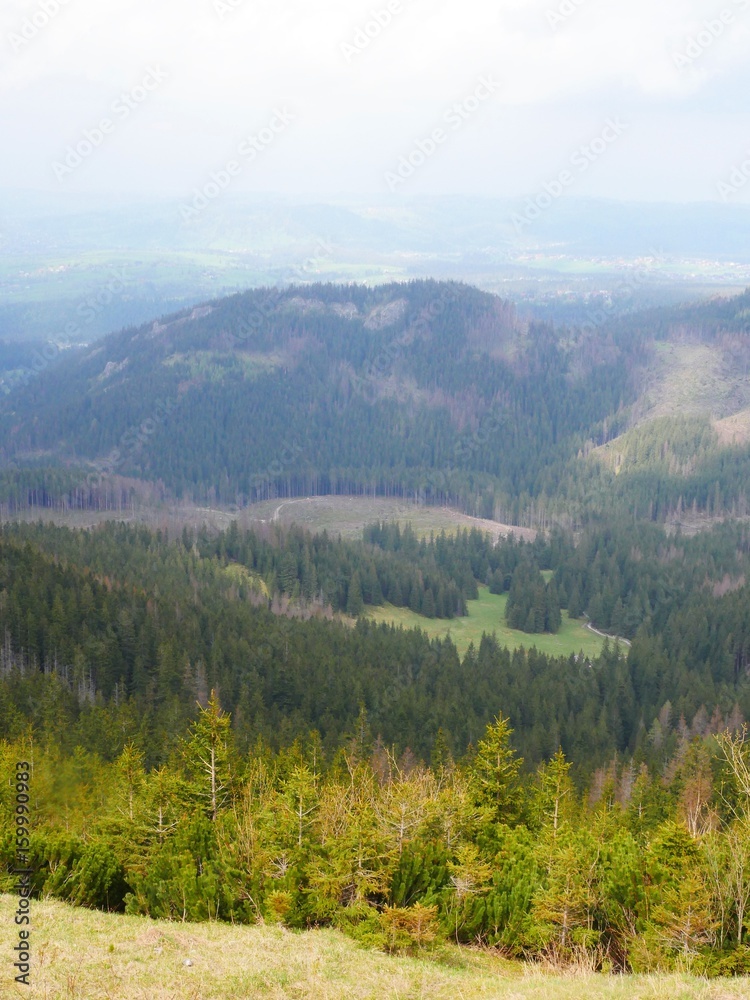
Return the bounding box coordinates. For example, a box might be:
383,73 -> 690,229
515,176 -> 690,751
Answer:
367,586 -> 605,658
1,897 -> 748,1000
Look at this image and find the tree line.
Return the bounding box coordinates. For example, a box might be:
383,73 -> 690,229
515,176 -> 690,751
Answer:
3,707 -> 750,975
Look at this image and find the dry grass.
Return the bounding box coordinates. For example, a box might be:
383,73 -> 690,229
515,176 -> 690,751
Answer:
239,496 -> 536,542
627,340 -> 750,431
713,407 -> 750,446
2,896 -> 749,999
1,496 -> 535,543
636,341 -> 748,424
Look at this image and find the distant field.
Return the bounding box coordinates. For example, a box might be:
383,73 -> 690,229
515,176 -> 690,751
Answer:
1,495 -> 536,543
366,586 -> 606,658
240,495 -> 536,542
0,896 -> 745,1000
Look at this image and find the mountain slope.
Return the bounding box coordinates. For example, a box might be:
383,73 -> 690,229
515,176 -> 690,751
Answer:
0,280 -> 631,515
3,280 -> 750,524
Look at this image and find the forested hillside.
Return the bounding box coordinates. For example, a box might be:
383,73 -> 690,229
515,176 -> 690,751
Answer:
3,280 -> 750,526
0,280 -> 630,521
1,483 -> 750,973
2,517 -> 750,766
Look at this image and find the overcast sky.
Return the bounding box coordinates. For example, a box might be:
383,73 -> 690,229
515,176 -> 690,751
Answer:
2,0 -> 750,203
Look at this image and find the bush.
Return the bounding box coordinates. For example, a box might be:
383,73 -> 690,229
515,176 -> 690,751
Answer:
693,946 -> 750,978
380,903 -> 441,954
334,902 -> 386,950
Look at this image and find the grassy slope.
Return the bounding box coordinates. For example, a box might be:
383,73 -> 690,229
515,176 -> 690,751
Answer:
593,337 -> 750,469
1,896 -> 746,1000
240,496 -> 536,543
366,587 -> 605,658
2,497 -> 537,543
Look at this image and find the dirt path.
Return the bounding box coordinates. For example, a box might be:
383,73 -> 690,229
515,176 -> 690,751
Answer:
583,620 -> 632,648
272,497 -> 313,523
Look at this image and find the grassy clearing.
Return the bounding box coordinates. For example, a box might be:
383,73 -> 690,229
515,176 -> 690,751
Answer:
2,496 -> 536,544
240,496 -> 535,542
163,350 -> 286,381
366,586 -> 605,658
1,896 -> 747,1000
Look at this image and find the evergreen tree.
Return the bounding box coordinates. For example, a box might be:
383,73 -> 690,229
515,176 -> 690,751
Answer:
470,714 -> 523,826
346,572 -> 364,617
182,691 -> 236,822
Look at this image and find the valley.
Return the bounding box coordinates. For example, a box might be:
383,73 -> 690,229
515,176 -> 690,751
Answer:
3,277 -> 750,984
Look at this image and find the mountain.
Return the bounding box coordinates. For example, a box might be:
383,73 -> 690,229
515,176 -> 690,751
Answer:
0,280 -> 629,518
2,279 -> 750,525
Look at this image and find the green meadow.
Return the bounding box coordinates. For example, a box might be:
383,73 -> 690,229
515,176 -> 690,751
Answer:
366,586 -> 606,658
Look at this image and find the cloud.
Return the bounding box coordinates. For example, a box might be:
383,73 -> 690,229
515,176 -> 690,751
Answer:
1,0 -> 748,198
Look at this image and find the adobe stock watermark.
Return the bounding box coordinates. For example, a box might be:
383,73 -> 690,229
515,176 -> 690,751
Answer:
246,279 -> 458,497
232,240 -> 335,500
249,441 -> 304,501
384,75 -> 500,192
276,237 -> 335,284
418,407 -> 507,501
11,761 -> 33,987
180,107 -> 295,221
52,67 -> 169,181
217,238 -> 335,357
1,269 -> 128,396
546,0 -> 589,31
717,146 -> 750,201
510,117 -> 629,235
6,0 -> 73,52
214,0 -> 248,18
672,0 -> 748,69
340,1 -> 406,62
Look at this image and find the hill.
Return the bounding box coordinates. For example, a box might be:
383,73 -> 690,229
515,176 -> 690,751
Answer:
3,280 -> 750,525
0,279 -> 631,522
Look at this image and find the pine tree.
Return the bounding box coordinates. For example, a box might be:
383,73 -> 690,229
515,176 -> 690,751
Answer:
471,714 -> 523,826
567,585 -> 582,619
610,598 -> 626,639
346,572 -> 364,617
545,580 -> 562,633
182,690 -> 236,822
114,742 -> 146,822
532,748 -> 574,834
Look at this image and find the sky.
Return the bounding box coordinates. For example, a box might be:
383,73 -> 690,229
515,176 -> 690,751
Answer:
2,0 -> 750,203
